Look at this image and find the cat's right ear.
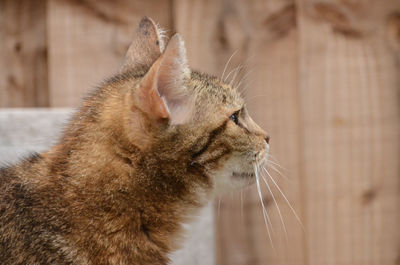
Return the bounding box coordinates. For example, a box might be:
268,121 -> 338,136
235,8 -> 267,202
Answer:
119,17 -> 165,73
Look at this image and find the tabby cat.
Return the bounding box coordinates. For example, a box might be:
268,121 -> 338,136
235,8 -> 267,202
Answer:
0,17 -> 269,265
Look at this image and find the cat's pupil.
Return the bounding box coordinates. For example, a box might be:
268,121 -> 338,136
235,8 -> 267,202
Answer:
230,112 -> 239,125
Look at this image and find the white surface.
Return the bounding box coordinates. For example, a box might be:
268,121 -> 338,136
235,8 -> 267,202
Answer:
0,109 -> 214,265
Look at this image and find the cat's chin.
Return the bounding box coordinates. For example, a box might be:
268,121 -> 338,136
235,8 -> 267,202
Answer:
230,170 -> 256,188
232,171 -> 255,179
230,171 -> 256,189
210,170 -> 255,195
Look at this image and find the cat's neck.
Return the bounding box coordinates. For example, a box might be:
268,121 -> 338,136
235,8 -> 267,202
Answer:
41,115 -> 210,262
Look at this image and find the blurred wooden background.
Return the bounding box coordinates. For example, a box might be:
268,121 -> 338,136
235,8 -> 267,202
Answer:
1,0 -> 400,264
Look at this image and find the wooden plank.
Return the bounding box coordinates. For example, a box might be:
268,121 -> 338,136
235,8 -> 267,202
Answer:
296,1 -> 400,264
176,0 -> 400,265
47,0 -> 173,107
241,1 -> 307,263
174,1 -> 306,264
0,0 -> 49,107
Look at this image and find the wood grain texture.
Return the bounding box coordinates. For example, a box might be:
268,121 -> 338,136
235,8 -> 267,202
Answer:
0,0 -> 49,107
0,0 -> 399,264
176,0 -> 400,265
297,1 -> 400,264
47,0 -> 173,107
175,0 -> 306,264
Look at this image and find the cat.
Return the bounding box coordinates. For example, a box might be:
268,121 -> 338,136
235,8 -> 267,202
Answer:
0,17 -> 270,265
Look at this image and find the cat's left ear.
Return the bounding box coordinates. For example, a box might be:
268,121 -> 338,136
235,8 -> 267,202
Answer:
135,34 -> 193,125
120,17 -> 165,73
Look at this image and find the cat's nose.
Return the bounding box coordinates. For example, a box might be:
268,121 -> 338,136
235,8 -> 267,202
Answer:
265,135 -> 270,144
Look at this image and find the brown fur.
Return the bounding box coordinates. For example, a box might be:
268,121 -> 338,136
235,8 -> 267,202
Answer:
0,18 -> 268,264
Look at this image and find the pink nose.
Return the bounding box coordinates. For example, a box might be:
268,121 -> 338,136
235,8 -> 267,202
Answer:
265,135 -> 270,144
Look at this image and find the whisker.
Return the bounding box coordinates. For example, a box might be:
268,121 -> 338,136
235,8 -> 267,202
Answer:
235,70 -> 255,94
224,65 -> 244,83
263,166 -> 304,231
267,159 -> 287,171
245,94 -> 271,103
261,166 -> 288,242
240,188 -> 244,223
221,50 -> 238,80
229,66 -> 243,87
267,163 -> 292,183
268,154 -> 283,165
217,197 -> 221,219
254,164 -> 275,251
225,54 -> 254,85
236,79 -> 255,96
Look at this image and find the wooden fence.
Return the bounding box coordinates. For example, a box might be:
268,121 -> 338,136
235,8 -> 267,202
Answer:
1,0 -> 399,264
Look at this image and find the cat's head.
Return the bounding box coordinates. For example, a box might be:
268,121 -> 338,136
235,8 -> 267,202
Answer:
104,18 -> 269,195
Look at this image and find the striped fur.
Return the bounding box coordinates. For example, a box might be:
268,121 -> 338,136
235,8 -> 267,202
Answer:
0,18 -> 268,265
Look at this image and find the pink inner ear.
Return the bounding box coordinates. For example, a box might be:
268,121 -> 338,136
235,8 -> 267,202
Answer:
149,88 -> 169,120
153,35 -> 193,125
134,58 -> 170,121
136,34 -> 193,125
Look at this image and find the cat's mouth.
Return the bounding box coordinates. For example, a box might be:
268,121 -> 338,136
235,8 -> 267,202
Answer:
232,171 -> 254,179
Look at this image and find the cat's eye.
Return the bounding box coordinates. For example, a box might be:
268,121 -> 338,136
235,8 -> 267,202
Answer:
230,111 -> 240,125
